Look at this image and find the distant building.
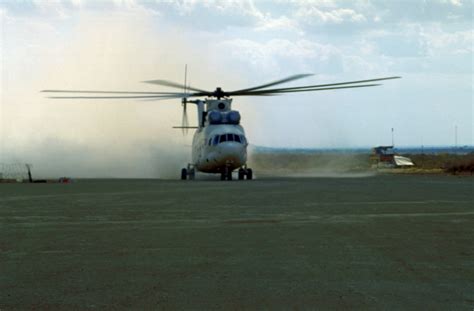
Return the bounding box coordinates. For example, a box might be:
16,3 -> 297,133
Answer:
371,146 -> 414,168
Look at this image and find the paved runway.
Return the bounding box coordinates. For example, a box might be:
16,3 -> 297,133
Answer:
1,175 -> 473,309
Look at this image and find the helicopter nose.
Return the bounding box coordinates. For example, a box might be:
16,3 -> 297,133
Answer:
214,142 -> 246,166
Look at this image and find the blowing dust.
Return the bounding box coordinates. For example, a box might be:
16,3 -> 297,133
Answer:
0,12 -> 246,179
1,10 -> 372,180
248,151 -> 375,178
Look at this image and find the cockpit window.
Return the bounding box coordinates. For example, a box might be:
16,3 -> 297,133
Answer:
214,134 -> 246,144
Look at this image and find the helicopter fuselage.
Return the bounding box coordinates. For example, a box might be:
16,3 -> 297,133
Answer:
186,98 -> 248,175
192,124 -> 247,173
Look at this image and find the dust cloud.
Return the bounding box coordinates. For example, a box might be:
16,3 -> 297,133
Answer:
248,151 -> 375,178
0,12 -> 245,179
1,11 -> 372,180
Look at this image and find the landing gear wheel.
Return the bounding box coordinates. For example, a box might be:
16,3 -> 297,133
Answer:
181,168 -> 187,180
238,169 -> 245,180
246,168 -> 253,180
221,167 -> 233,181
181,164 -> 196,181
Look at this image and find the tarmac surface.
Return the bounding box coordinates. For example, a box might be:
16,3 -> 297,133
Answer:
1,175 -> 473,309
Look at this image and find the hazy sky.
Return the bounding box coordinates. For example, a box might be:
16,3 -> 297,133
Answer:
0,0 -> 473,176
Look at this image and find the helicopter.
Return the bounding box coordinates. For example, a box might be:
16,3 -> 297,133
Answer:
42,72 -> 400,180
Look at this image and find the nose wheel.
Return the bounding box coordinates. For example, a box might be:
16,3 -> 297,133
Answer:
238,167 -> 253,180
221,167 -> 233,181
180,164 -> 195,180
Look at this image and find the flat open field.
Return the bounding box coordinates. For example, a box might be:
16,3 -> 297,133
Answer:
1,175 -> 473,309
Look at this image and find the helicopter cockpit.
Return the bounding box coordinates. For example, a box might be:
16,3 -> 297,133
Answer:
208,134 -> 247,146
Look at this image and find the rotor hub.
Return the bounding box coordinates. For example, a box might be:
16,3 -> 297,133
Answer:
213,87 -> 227,99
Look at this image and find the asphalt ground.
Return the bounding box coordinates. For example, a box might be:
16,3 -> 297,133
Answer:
0,175 -> 473,310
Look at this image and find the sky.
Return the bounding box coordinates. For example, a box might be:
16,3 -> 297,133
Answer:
0,0 -> 472,177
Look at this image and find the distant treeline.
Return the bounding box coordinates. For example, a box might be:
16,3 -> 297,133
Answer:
406,153 -> 474,174
252,145 -> 474,155
397,146 -> 474,155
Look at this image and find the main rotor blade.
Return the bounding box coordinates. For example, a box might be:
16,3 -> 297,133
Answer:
230,76 -> 400,95
229,73 -> 314,93
230,83 -> 382,96
42,90 -> 183,95
46,94 -> 186,99
143,79 -> 209,93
